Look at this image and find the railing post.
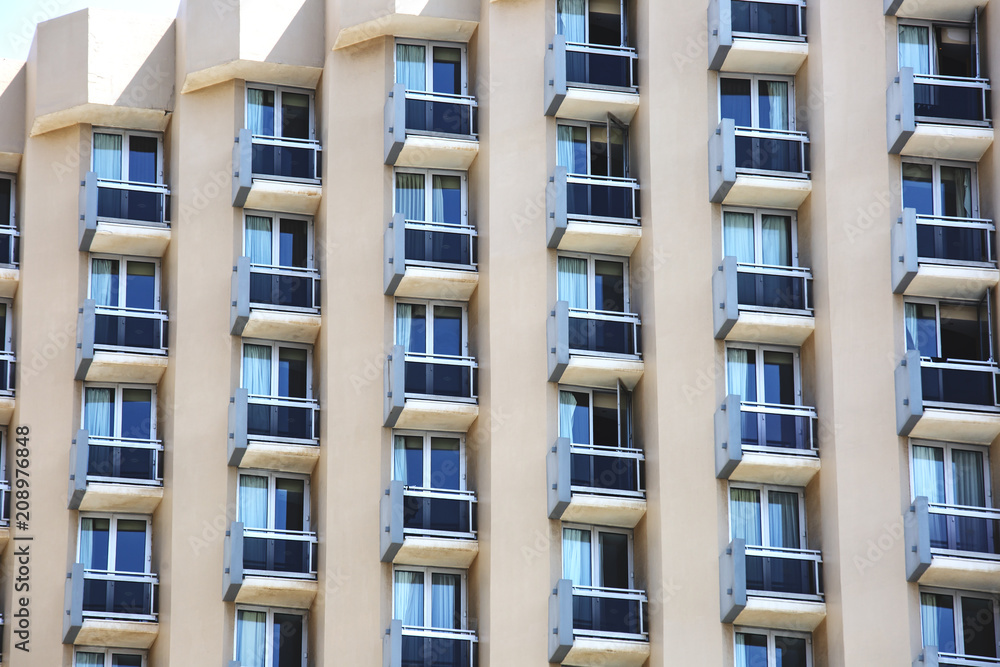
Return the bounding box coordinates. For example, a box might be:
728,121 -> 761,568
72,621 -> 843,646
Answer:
380,480 -> 405,563
232,129 -> 253,207
79,172 -> 98,251
228,388 -> 249,467
547,437 -> 572,519
68,429 -> 90,509
74,299 -> 96,381
544,36 -> 568,117
547,301 -> 570,383
904,496 -> 932,583
222,521 -> 245,601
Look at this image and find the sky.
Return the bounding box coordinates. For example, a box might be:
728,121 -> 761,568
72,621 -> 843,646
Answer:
0,0 -> 181,60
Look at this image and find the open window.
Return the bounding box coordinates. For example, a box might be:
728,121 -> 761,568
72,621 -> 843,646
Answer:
562,524 -> 633,589
898,21 -> 980,78
904,297 -> 994,362
556,0 -> 629,47
558,384 -> 632,449
234,607 -> 306,667
557,118 -> 629,179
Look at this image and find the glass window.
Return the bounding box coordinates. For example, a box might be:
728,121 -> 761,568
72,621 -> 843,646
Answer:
235,607 -> 305,667
723,208 -> 796,267
393,567 -> 466,630
79,515 -> 149,573
899,23 -> 976,77
558,385 -> 632,448
392,432 -> 464,491
89,257 -> 158,310
244,213 -> 312,269
921,590 -> 998,660
246,86 -> 314,140
904,299 -> 993,362
726,345 -> 799,406
396,41 -> 466,95
736,629 -> 811,667
562,525 -> 632,588
394,170 -> 466,225
720,76 -> 793,130
395,301 -> 467,356
242,342 -> 311,398
730,485 -> 804,549
557,254 -> 629,312
556,121 -> 628,178
902,160 -> 976,219
93,131 -> 162,184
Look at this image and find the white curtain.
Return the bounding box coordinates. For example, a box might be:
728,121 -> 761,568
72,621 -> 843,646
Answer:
959,170 -> 972,219
558,391 -> 578,441
899,25 -> 931,75
93,133 -> 122,181
431,573 -> 459,629
91,259 -> 118,307
245,216 -> 272,265
238,475 -> 268,530
393,435 -> 409,483
730,488 -> 762,546
557,125 -> 577,172
396,173 -> 426,222
723,212 -> 755,264
243,344 -> 272,396
235,609 -> 267,667
912,445 -> 945,503
558,257 -> 588,309
557,0 -> 586,42
767,491 -> 800,549
920,593 -> 943,651
763,81 -> 789,131
84,387 -> 113,438
246,89 -> 268,136
80,517 -> 99,569
734,634 -> 750,667
562,528 -> 592,586
75,653 -> 105,667
726,348 -> 752,400
396,44 -> 427,91
394,570 -> 425,626
396,303 -> 413,352
761,215 -> 790,266
952,449 -> 986,507
431,175 -> 447,223
904,303 -> 921,353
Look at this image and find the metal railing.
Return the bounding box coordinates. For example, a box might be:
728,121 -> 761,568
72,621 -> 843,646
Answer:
913,214 -> 996,267
744,545 -> 823,600
913,74 -> 991,126
0,226 -> 18,266
401,486 -> 477,539
248,263 -> 321,313
92,305 -> 168,355
399,626 -> 477,667
245,394 -> 320,444
242,526 -> 318,579
85,436 -> 163,486
403,90 -> 478,139
739,401 -> 818,453
935,652 -> 1000,667
564,173 -> 640,225
918,358 -> 1000,411
402,220 -> 478,272
734,127 -> 810,177
564,42 -> 638,91
730,0 -> 807,41
927,502 -> 1000,559
403,352 -> 478,402
0,479 -> 8,526
569,444 -> 644,498
82,569 -> 158,621
0,350 -> 14,395
571,585 -> 648,641
94,177 -> 170,226
734,262 -> 813,313
250,134 -> 322,183
567,308 -> 642,358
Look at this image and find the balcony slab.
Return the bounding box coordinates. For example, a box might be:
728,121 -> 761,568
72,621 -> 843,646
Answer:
0,396 -> 13,425
233,576 -> 318,610
390,136 -> 479,171
721,312 -> 814,346
0,267 -> 18,298
74,483 -> 163,514
85,223 -> 170,258
241,181 -> 321,216
239,311 -> 321,345
721,175 -> 812,209
563,637 -> 650,667
0,526 -> 8,555
393,536 -> 479,569
392,267 -> 479,301
559,495 -> 646,529
885,0 -> 981,21
900,265 -> 999,301
907,408 -> 1000,445
79,352 -> 168,384
72,620 -> 159,649
553,221 -> 642,256
554,357 -> 644,392
389,399 -> 478,432
726,452 -> 820,487
715,39 -> 808,76
552,89 -> 640,124
236,441 -> 319,475
897,125 -> 994,161
732,597 -> 827,633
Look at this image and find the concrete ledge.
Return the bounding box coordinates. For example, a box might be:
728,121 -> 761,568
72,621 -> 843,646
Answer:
717,39 -> 808,75
84,352 -> 168,384
553,88 -> 639,124
0,396 -> 13,425
733,597 -> 826,632
722,311 -> 815,346
242,310 -> 321,345
76,483 -> 163,513
390,136 -> 479,170
722,175 -> 812,209
554,356 -> 644,391
0,526 -> 9,555
898,124 -> 994,161
885,0 -> 981,21
391,399 -> 478,432
726,451 -> 820,487
86,223 -> 171,258
233,576 -> 318,609
393,267 -> 478,301
563,637 -> 650,667
917,555 -> 1000,594
333,6 -> 479,50
183,61 -> 322,95
0,267 -> 18,298
553,221 -> 641,256
909,407 -> 1000,445
243,180 -> 322,216
902,264 -> 999,300
559,495 -> 646,529
72,619 -> 159,649
237,441 -> 320,474
393,536 -> 479,568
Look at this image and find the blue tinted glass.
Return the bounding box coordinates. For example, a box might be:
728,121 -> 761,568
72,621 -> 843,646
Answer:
435,175 -> 462,224
274,478 -> 305,532
406,305 -> 427,354
86,518 -> 110,570
430,437 -> 461,490
432,47 -> 461,95
775,636 -> 808,667
125,262 -> 155,310
433,306 -> 462,356
737,632 -> 768,666
128,136 -> 158,184
120,389 -> 152,440
721,78 -> 753,126
405,442 -> 424,487
277,348 -> 307,398
114,520 -> 147,573
922,594 -> 956,653
902,163 -> 934,215
570,391 -> 591,445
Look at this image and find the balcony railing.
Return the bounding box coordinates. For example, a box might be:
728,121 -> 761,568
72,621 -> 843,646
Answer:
401,487 -> 477,540
564,42 -> 638,91
744,545 -> 823,600
571,585 -> 648,641
919,358 -> 1000,410
0,226 -> 18,267
738,401 -> 817,453
0,351 -> 14,396
397,624 -> 477,667
734,127 -> 810,177
90,304 -> 168,355
242,526 -> 318,578
90,175 -> 170,226
401,90 -> 478,139
247,263 -> 321,312
734,262 -> 813,313
921,500 -> 1000,559
562,172 -> 640,225
731,0 -> 806,40
250,134 -> 322,183
932,649 -> 1000,667
84,435 -> 163,486
402,352 -> 478,401
244,394 -> 320,444
402,220 -> 478,272
567,308 -> 642,358
82,569 -> 158,621
569,444 -> 645,499
0,479 -> 8,526
914,214 -> 996,267
913,74 -> 991,126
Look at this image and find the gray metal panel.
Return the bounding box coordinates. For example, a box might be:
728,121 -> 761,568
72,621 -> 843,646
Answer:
228,388 -> 249,467
892,208 -> 920,294
79,171 -> 98,252
708,0 -> 733,71
547,301 -> 570,383
715,395 -> 743,479
884,0 -> 904,16
720,538 -> 747,624
229,662 -> 242,667
74,299 -> 96,381
384,84 -> 406,166
384,213 -> 406,295
223,521 -> 245,601
63,562 -> 84,644
68,429 -> 89,510
232,128 -> 253,208
231,257 -> 250,336
544,36 -> 569,117
895,350 -> 924,436
548,578 -> 574,663
888,68 -> 917,154
384,619 -> 403,667
713,256 -> 739,340
709,120 -> 737,203
380,480 -> 405,563
914,646 -> 940,667
905,496 -> 932,583
546,167 -> 569,249
384,345 -> 406,427
547,437 -> 572,519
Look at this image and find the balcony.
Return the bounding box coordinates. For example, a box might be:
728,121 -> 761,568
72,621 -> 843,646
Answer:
713,256 -> 814,346
708,0 -> 808,75
547,301 -> 643,391
79,172 -> 171,257
720,539 -> 826,631
892,209 -> 998,300
380,480 -> 478,568
546,167 -> 641,256
0,481 -> 9,553
549,579 -> 650,667
0,350 -> 14,425
0,225 -> 18,298
895,350 -> 1000,444
544,36 -> 639,123
384,213 -> 478,301
914,646 -> 1000,667
223,521 -> 318,609
74,299 -> 168,384
885,0 -> 981,22
230,257 -> 321,345
547,437 -> 645,529
709,119 -> 812,208
715,395 -> 819,486
63,562 -> 159,649
68,429 -> 163,514
888,68 -> 993,161
232,129 -> 322,215
384,345 -> 479,432
228,388 -> 320,474
385,84 -> 478,170
383,619 -> 477,667
905,496 -> 1000,594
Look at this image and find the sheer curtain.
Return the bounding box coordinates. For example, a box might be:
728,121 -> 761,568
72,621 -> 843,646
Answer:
761,215 -> 791,266
431,573 -> 459,629
396,173 -> 426,221
727,348 -> 752,400
80,517 -> 97,569
93,133 -> 122,181
557,0 -> 586,42
730,488 -> 762,546
734,634 -> 750,667
558,391 -> 578,441
91,259 -> 117,307
920,593 -> 954,652
236,609 -> 267,667
562,528 -> 592,586
723,212 -> 756,264
243,344 -> 272,396
245,216 -> 273,265
396,44 -> 427,91
84,387 -> 113,437
904,303 -> 921,353
767,491 -> 800,549
238,475 -> 269,530
952,449 -> 986,507
912,445 -> 945,503
431,175 -> 447,223
558,257 -> 588,309
899,26 -> 930,74
396,303 -> 413,352
393,435 -> 408,483
394,570 -> 425,626
557,126 -> 576,172
75,653 -> 104,667
763,81 -> 789,130
246,89 -> 267,136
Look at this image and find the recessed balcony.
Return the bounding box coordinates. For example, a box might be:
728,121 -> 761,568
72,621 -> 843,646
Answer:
887,68 -> 993,161
715,394 -> 819,486
68,429 -> 163,514
709,119 -> 812,208
223,520 -> 318,609
547,301 -> 643,391
905,496 -> 1000,594
74,299 -> 168,384
885,0 -> 981,22
544,36 -> 639,123
720,538 -> 826,632
230,257 -> 321,345
546,167 -> 641,256
384,84 -> 479,170
549,579 -> 650,667
63,562 -> 159,649
384,619 -> 477,667
384,212 -> 478,301
895,350 -> 1000,444
380,480 -> 478,569
891,208 -> 998,300
79,172 -> 170,257
227,388 -> 320,474
713,255 -> 814,346
384,344 -> 479,432
232,128 -> 322,216
708,0 -> 808,75
547,437 -> 645,529
0,226 -> 19,298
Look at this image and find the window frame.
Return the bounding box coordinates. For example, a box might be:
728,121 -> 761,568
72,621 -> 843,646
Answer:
721,206 -> 800,267
897,19 -> 980,77
919,587 -> 1000,658
80,382 -> 157,439
392,168 -> 470,226
558,383 -> 634,449
733,626 -> 813,667
717,73 -> 797,130
909,439 -> 993,508
561,523 -> 635,589
0,173 -> 15,228
902,295 -> 994,360
900,157 -> 980,218
557,252 -> 631,312
233,605 -> 308,667
236,469 -> 312,530
391,430 -> 468,491
239,340 -> 314,399
394,299 -> 470,357
242,210 -> 315,269
392,564 -> 469,630
91,128 -> 164,185
77,513 -> 153,574
87,255 -> 162,311
555,118 -> 631,178
394,39 -> 469,95
728,482 -> 808,549
725,343 -> 803,406
74,648 -> 147,667
555,0 -> 628,47
244,83 -> 317,141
